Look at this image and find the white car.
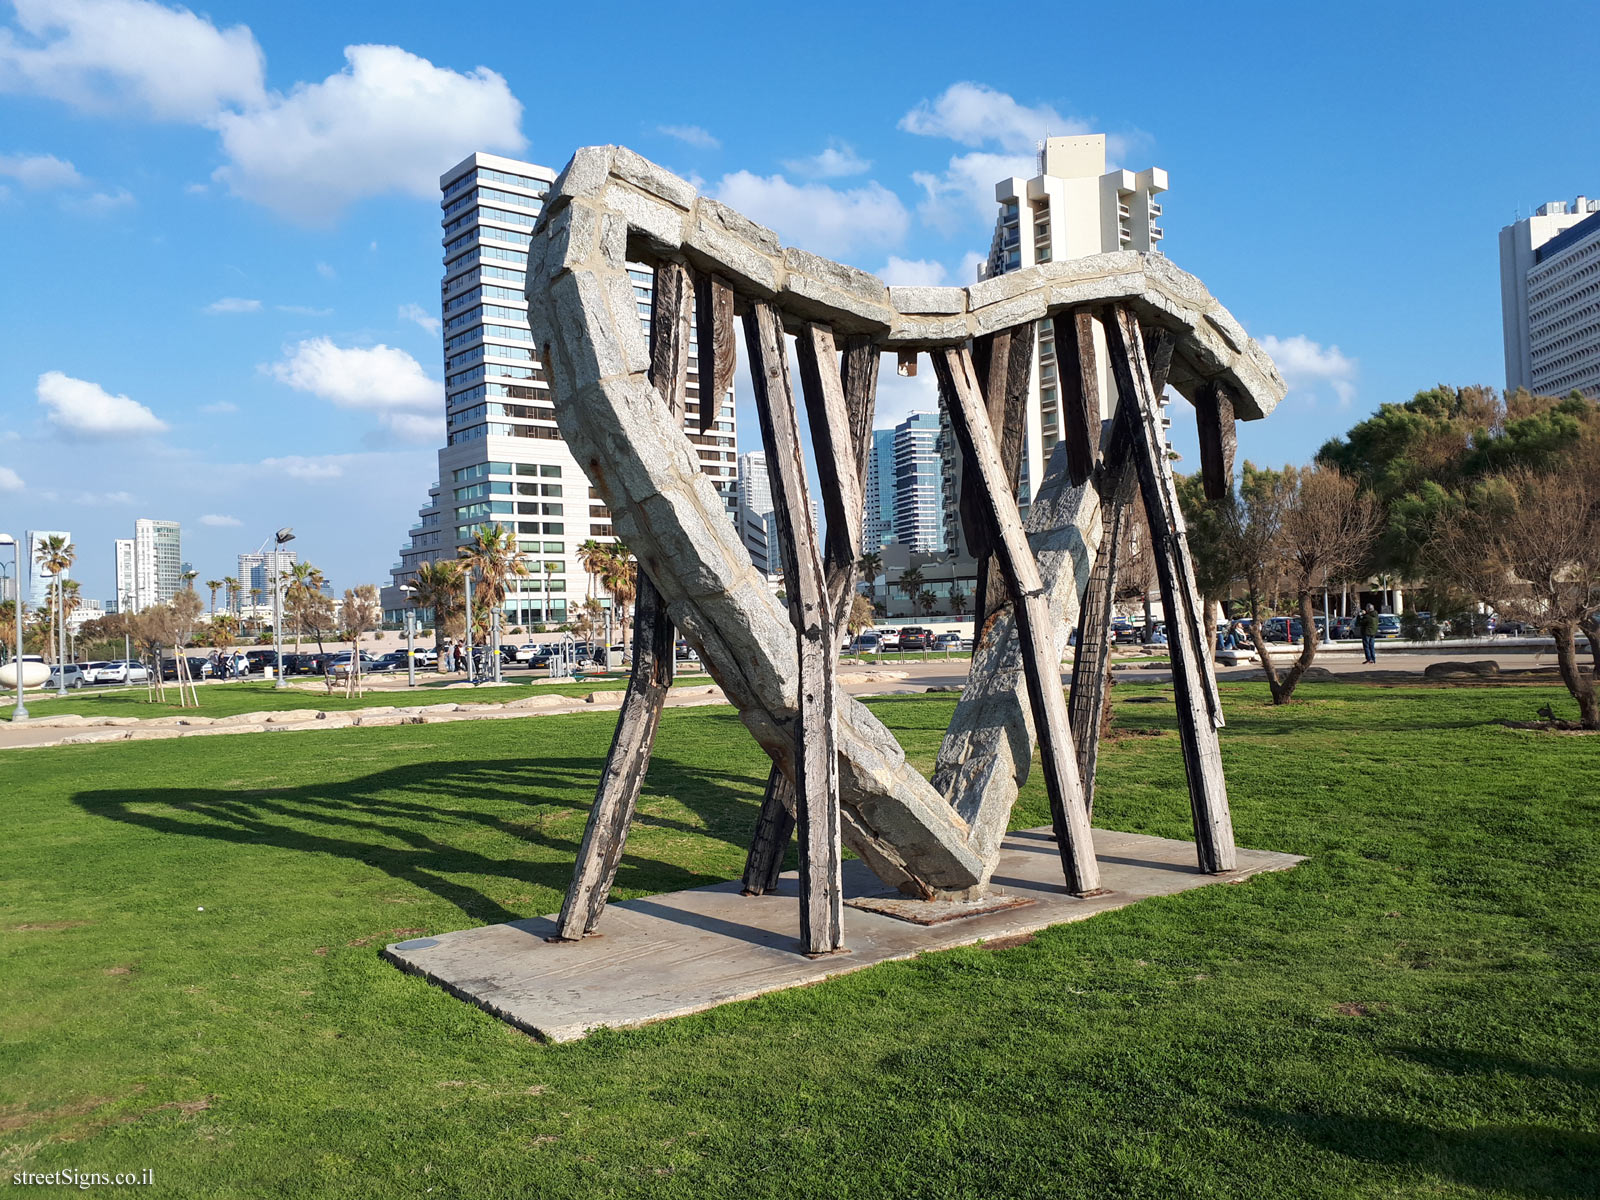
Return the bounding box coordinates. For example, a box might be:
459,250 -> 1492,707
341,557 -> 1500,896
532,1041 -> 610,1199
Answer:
80,660 -> 115,683
98,660 -> 150,684
875,628 -> 901,650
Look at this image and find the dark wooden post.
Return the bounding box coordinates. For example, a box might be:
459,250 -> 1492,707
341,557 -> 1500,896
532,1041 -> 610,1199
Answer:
1102,306 -> 1236,873
1053,310 -> 1102,488
554,258 -> 696,939
932,346 -> 1101,896
965,328 -> 1032,626
743,302 -> 845,953
1196,380 -> 1238,502
692,269 -> 736,433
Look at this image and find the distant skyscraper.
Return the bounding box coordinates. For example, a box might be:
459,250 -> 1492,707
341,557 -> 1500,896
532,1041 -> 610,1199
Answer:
237,549 -> 296,607
24,530 -> 69,609
113,539 -> 135,613
1500,194 -> 1600,397
891,413 -> 945,552
133,519 -> 181,609
736,451 -> 774,570
381,150 -> 738,627
863,429 -> 896,551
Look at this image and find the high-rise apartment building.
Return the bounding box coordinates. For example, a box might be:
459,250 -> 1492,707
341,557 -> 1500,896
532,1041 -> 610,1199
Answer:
132,519 -> 181,609
113,538 -> 134,613
941,134 -> 1170,550
1500,195 -> 1600,397
237,550 -> 297,607
891,412 -> 945,553
863,429 -> 896,551
736,451 -> 774,573
24,529 -> 69,609
382,151 -> 738,626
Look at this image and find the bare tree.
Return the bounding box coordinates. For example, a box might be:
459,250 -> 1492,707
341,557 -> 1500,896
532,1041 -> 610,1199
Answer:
1434,462 -> 1600,727
338,585 -> 382,697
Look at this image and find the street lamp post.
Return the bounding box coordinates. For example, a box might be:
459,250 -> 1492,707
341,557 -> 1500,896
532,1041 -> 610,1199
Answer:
272,527 -> 295,690
399,584 -> 417,689
0,535 -> 28,721
463,566 -> 475,683
491,607 -> 502,684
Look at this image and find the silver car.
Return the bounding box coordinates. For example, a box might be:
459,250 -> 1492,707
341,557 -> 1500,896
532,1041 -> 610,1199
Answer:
48,664 -> 87,689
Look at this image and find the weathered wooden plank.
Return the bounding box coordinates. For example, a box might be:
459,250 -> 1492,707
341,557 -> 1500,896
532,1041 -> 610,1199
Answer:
555,573 -> 675,938
1103,305 -> 1236,874
969,327 -> 1033,625
741,767 -> 797,895
931,346 -> 1101,896
743,301 -> 845,953
650,261 -> 693,419
796,323 -> 863,640
1054,310 -> 1101,487
742,333 -> 880,896
1195,379 -> 1238,502
692,269 -> 736,432
1066,322 -> 1178,816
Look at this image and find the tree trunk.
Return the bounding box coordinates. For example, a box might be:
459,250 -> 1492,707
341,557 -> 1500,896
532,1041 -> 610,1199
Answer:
1247,590 -> 1283,701
1552,622 -> 1599,729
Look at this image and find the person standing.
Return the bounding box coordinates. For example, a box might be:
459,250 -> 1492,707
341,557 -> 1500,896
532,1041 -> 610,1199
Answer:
1357,604 -> 1379,664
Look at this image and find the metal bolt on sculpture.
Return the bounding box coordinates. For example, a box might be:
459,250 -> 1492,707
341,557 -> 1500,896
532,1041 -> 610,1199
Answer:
523,146 -> 1285,957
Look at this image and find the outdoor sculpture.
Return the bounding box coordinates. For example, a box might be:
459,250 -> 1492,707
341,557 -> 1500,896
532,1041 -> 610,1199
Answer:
522,146 -> 1285,956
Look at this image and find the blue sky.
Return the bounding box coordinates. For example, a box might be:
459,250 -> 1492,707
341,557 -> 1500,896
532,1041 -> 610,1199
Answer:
1,0 -> 1596,601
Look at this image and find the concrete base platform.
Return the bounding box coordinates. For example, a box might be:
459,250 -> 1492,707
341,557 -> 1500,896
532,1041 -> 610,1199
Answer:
383,827 -> 1304,1042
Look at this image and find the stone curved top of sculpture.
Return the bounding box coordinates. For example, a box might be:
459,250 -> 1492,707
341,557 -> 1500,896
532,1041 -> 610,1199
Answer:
522,145 -> 1285,950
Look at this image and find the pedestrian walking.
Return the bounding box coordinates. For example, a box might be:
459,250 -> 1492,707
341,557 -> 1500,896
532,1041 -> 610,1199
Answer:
1357,604 -> 1380,664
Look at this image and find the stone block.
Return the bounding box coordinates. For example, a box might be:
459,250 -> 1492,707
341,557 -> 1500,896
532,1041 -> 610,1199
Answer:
610,146 -> 698,210
695,196 -> 782,255
888,285 -> 968,314
683,217 -> 780,297
606,185 -> 687,253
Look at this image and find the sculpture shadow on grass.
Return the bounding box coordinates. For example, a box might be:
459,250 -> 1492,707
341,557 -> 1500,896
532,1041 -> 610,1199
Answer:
72,755 -> 766,926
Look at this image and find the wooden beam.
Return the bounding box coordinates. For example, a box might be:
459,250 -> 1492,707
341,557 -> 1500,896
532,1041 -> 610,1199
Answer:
931,346 -> 1101,896
649,261 -> 693,419
742,334 -> 880,897
743,301 -> 845,953
796,323 -> 863,639
1196,380 -> 1238,502
692,269 -> 736,432
1103,305 -> 1236,874
555,573 -> 675,938
1054,310 -> 1101,488
1066,322 -> 1179,817
968,327 -> 1032,626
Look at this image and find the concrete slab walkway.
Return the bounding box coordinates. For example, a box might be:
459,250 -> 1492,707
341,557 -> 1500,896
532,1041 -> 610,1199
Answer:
382,827 -> 1304,1042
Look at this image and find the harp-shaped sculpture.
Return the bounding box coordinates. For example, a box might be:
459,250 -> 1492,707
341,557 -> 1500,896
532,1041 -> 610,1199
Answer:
523,146 -> 1285,956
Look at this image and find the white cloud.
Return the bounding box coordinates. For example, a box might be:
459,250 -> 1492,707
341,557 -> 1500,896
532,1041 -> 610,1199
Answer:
199,400 -> 237,414
210,44 -> 525,224
260,454 -> 347,481
384,412 -> 443,444
871,352 -> 941,428
900,81 -> 1077,153
658,124 -> 719,149
275,304 -> 332,317
70,489 -> 134,505
912,150 -> 1034,233
0,465 -> 23,491
61,185 -> 133,215
0,0 -> 265,120
37,370 -> 169,438
315,261 -> 336,280
781,141 -> 871,179
398,302 -> 440,336
0,151 -> 83,189
199,513 -> 242,527
183,180 -> 207,195
266,338 -> 441,440
879,256 -> 948,286
710,172 -> 908,259
1259,334 -> 1358,406
204,296 -> 261,314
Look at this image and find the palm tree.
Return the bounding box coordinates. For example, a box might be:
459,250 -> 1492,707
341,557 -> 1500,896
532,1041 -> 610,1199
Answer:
577,538 -> 610,602
916,587 -> 939,619
600,543 -> 637,653
35,534 -> 74,666
896,566 -> 925,615
205,579 -> 223,617
223,575 -> 239,620
858,550 -> 882,580
283,561 -> 327,653
408,560 -> 463,657
458,523 -> 529,641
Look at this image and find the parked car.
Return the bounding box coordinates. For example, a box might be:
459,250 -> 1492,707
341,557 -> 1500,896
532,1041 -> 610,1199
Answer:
47,663 -> 87,689
1376,614 -> 1401,639
80,660 -> 115,684
898,627 -> 933,651
1261,617 -> 1305,644
95,660 -> 150,684
932,631 -> 964,652
1331,616 -> 1357,640
160,656 -> 213,681
847,632 -> 882,654
874,628 -> 901,650
327,652 -> 377,678
370,651 -> 413,673
1111,620 -> 1140,645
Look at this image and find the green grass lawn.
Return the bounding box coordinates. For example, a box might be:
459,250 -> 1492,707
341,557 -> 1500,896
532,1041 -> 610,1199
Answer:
2,682 -> 1597,1198
0,673 -> 721,723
